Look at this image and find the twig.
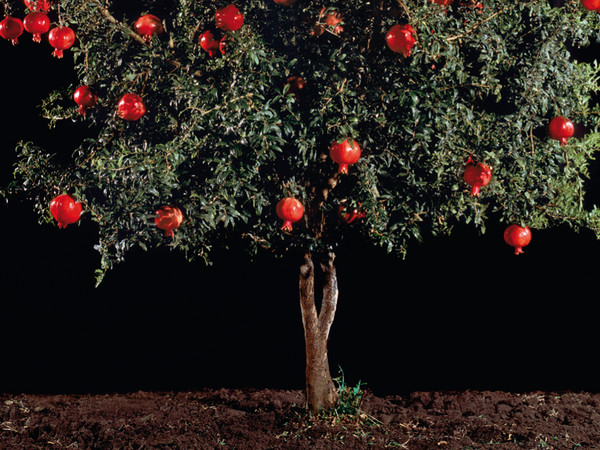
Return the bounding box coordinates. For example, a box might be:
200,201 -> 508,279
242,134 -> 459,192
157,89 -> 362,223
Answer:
91,0 -> 147,45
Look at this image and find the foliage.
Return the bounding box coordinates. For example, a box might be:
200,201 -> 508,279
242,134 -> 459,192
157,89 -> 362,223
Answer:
2,0 -> 600,284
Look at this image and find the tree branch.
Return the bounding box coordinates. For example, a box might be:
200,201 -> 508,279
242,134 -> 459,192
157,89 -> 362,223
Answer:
318,251 -> 338,342
91,0 -> 148,46
299,251 -> 319,341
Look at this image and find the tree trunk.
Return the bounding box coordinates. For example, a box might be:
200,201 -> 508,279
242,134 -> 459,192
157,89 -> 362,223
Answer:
299,250 -> 339,414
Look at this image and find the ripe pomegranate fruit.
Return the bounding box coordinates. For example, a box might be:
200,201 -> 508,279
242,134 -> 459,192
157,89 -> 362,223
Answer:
276,197 -> 304,231
117,93 -> 146,121
313,7 -> 343,36
338,202 -> 365,224
0,16 -> 24,45
285,76 -> 305,101
134,14 -> 163,40
548,116 -> 575,146
215,4 -> 244,32
50,194 -> 82,229
199,30 -> 223,57
155,206 -> 183,237
73,85 -> 97,116
24,0 -> 52,12
48,26 -> 76,58
463,161 -> 492,196
581,0 -> 600,11
386,24 -> 416,57
329,139 -> 361,174
23,11 -> 50,42
503,224 -> 531,255
430,0 -> 454,5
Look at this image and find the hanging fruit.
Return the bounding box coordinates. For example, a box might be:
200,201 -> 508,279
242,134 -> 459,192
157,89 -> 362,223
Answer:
48,26 -> 76,58
338,201 -> 365,224
215,4 -> 244,32
274,0 -> 297,5
154,206 -> 183,237
503,224 -> 531,255
134,14 -> 164,41
23,11 -> 50,42
24,0 -> 53,12
285,76 -> 305,102
548,116 -> 575,146
312,7 -> 343,36
581,0 -> 600,11
276,197 -> 304,231
430,0 -> 454,5
117,93 -> 146,121
199,30 -> 225,57
50,194 -> 82,229
73,85 -> 97,116
463,160 -> 492,196
0,16 -> 24,45
329,139 -> 361,174
386,24 -> 416,57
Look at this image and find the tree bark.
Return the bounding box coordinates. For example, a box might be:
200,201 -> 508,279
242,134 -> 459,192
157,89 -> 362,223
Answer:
299,250 -> 339,414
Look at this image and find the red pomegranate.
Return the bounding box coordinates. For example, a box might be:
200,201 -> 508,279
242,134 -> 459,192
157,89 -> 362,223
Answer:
463,161 -> 492,196
386,24 -> 416,57
276,197 -> 304,231
50,194 -> 82,229
338,202 -> 365,224
581,0 -> 600,10
155,206 -> 183,237
0,16 -> 24,45
117,93 -> 146,121
329,139 -> 361,174
503,224 -> 532,255
48,26 -> 76,58
285,76 -> 305,101
73,85 -> 97,116
134,14 -> 163,40
548,116 -> 575,146
23,11 -> 49,42
199,30 -> 221,57
24,0 -> 53,12
430,0 -> 454,5
215,4 -> 244,32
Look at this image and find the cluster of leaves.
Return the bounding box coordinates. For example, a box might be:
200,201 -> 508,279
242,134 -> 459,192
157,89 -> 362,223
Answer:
3,0 -> 600,282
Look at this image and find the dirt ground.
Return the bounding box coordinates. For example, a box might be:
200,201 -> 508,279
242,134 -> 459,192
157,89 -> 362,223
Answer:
1,388 -> 600,449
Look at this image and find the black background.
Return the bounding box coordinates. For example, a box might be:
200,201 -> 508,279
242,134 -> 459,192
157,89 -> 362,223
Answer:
1,12 -> 599,398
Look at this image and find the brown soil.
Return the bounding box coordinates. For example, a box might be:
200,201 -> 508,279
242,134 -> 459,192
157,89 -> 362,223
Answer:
2,389 -> 600,449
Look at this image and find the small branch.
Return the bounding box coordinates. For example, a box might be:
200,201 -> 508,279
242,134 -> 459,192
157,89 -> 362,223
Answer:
318,251 -> 338,342
446,9 -> 505,42
91,0 -> 147,46
299,251 -> 319,341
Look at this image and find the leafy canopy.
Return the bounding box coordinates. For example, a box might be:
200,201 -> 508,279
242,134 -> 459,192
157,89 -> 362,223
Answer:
3,0 -> 600,283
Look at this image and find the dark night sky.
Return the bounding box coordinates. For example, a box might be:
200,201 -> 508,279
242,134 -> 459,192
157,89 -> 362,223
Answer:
1,20 -> 600,397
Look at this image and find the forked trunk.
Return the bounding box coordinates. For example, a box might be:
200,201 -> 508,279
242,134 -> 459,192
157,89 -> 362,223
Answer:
299,250 -> 339,414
